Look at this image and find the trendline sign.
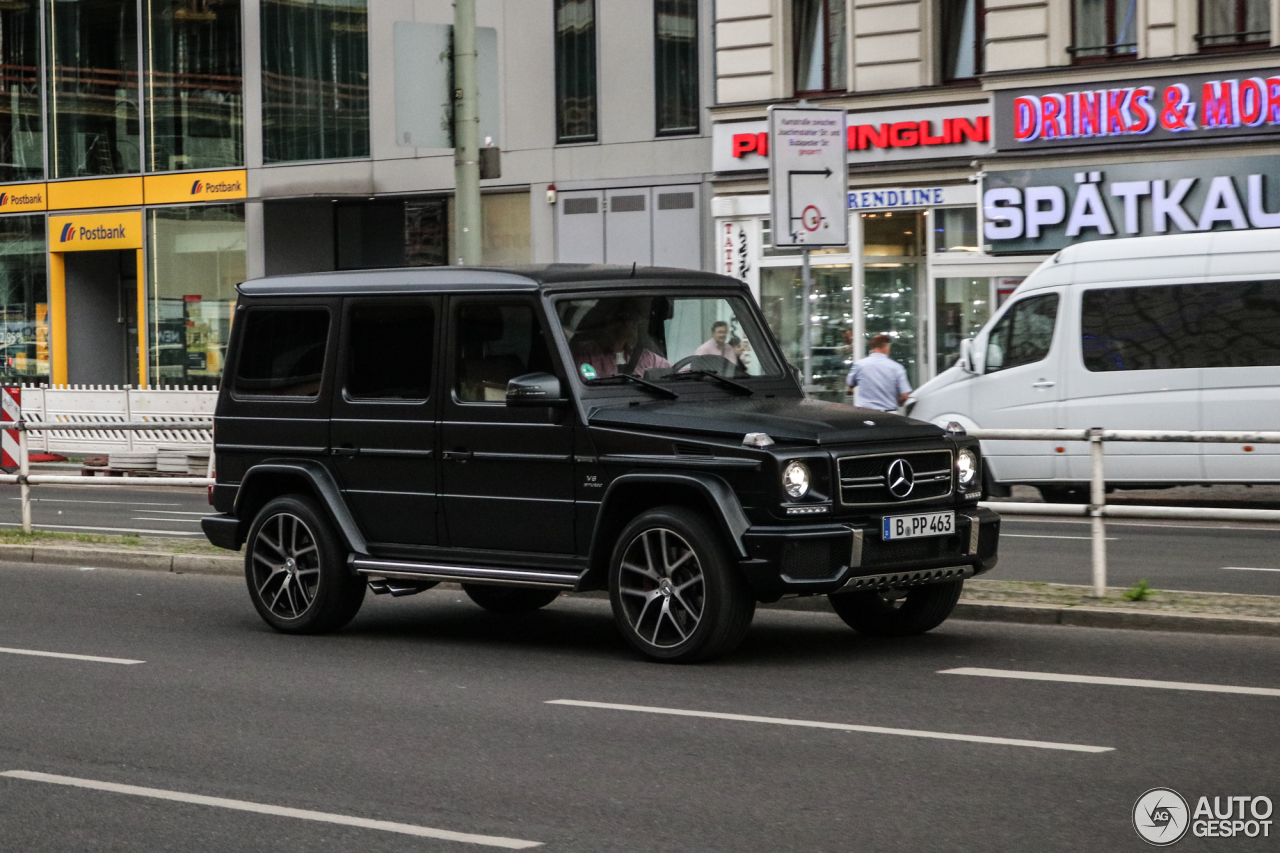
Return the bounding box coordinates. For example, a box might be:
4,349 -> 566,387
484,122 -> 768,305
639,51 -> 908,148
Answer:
768,106 -> 848,248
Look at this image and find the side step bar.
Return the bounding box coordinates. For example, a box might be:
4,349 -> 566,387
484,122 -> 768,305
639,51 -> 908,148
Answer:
352,557 -> 580,590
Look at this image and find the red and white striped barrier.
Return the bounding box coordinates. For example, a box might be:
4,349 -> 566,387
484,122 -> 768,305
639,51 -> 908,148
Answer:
1,387 -> 19,473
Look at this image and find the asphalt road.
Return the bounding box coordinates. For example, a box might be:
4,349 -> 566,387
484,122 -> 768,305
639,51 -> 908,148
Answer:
0,484 -> 210,538
0,562 -> 1276,852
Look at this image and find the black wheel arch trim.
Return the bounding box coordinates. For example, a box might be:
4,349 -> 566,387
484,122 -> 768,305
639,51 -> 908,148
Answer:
230,460 -> 369,557
587,471 -> 751,582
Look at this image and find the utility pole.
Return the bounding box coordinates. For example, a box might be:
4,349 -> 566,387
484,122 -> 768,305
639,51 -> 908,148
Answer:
453,0 -> 482,265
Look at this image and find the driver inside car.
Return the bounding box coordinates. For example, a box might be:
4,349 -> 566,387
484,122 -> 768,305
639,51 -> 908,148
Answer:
571,299 -> 671,379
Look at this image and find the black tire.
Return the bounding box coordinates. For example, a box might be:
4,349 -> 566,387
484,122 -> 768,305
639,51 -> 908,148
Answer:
827,580 -> 964,637
462,584 -> 561,614
244,495 -> 365,634
608,506 -> 755,663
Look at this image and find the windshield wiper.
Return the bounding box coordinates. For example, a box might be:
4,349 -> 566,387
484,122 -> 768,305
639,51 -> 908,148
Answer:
666,369 -> 753,396
588,373 -> 679,399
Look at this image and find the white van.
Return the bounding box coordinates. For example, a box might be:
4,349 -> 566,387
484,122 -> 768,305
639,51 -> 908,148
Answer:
908,230 -> 1280,502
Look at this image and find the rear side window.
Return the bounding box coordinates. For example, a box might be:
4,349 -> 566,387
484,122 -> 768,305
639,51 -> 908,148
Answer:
985,293 -> 1059,373
234,309 -> 330,397
1082,281 -> 1280,371
346,302 -> 435,400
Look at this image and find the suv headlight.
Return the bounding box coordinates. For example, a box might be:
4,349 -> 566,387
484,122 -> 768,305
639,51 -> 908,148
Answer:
956,448 -> 978,488
783,460 -> 810,500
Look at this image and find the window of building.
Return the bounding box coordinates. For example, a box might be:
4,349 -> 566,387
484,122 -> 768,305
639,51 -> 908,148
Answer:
986,293 -> 1059,372
148,204 -> 246,387
941,0 -> 983,81
555,0 -> 597,143
145,0 -> 245,172
454,303 -> 553,403
935,277 -> 989,374
655,0 -> 698,136
933,208 -> 979,253
346,302 -> 434,400
234,308 -> 329,397
261,0 -> 369,163
1199,0 -> 1270,49
0,2 -> 42,182
1071,0 -> 1138,62
1082,282 -> 1280,371
0,216 -> 48,384
760,265 -> 852,401
47,0 -> 141,178
793,0 -> 846,94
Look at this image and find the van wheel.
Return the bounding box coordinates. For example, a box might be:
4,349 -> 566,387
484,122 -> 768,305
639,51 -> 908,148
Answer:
609,506 -> 755,663
827,580 -> 963,637
462,584 -> 560,614
245,495 -> 365,634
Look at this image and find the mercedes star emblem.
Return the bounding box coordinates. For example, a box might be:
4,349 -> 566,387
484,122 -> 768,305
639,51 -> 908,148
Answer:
885,458 -> 915,498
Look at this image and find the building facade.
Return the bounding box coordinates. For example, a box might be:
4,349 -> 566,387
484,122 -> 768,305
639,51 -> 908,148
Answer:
0,0 -> 716,388
711,0 -> 1280,400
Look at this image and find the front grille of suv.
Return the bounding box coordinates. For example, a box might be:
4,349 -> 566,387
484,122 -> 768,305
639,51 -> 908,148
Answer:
837,449 -> 953,507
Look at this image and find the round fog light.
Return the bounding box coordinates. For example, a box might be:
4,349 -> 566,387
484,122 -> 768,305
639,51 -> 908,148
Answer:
957,449 -> 978,487
783,460 -> 811,500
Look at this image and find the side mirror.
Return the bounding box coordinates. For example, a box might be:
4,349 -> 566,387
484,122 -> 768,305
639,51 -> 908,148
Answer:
506,372 -> 568,407
958,339 -> 977,374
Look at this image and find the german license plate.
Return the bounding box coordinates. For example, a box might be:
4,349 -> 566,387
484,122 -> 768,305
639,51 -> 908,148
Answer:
882,511 -> 954,540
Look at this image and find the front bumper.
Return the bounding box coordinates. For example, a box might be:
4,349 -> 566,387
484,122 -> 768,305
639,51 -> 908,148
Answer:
738,506 -> 1000,601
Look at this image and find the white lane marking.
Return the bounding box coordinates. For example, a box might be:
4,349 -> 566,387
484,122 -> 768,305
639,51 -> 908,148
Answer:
0,647 -> 144,665
1003,533 -> 1117,540
0,771 -> 541,849
547,699 -> 1111,754
0,522 -> 201,536
131,517 -> 203,523
1222,566 -> 1280,573
9,497 -> 182,507
134,510 -> 209,516
940,667 -> 1280,697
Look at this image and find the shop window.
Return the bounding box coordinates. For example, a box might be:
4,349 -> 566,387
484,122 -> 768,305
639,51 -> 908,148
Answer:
935,277 -> 990,374
0,2 -> 42,182
555,0 -> 598,143
862,211 -> 921,257
793,0 -> 846,95
47,0 -> 141,178
1198,0 -> 1270,49
655,0 -> 699,136
261,0 -> 369,163
147,204 -> 246,387
145,0 -> 245,172
0,216 -> 48,384
760,265 -> 852,401
406,199 -> 450,267
941,0 -> 984,82
1071,0 -> 1138,62
933,208 -> 979,253
861,211 -> 923,386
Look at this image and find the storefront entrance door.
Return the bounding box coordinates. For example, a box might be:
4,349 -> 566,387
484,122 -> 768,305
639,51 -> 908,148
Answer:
63,250 -> 139,386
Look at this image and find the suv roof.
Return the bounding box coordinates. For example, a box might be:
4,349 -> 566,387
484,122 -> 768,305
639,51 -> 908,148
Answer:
237,264 -> 735,297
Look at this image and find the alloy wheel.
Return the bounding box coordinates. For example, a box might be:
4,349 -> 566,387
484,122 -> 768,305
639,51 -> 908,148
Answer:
251,512 -> 321,620
617,527 -> 705,648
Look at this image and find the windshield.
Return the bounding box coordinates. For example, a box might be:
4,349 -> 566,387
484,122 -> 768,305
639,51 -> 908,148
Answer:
556,294 -> 782,384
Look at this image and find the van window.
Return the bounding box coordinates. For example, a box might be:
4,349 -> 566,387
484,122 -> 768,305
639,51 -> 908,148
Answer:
234,309 -> 330,397
1083,281 -> 1280,371
985,293 -> 1059,373
454,303 -> 554,403
346,303 -> 434,400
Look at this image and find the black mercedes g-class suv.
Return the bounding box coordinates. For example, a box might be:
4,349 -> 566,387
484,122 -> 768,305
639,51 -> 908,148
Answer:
202,265 -> 998,662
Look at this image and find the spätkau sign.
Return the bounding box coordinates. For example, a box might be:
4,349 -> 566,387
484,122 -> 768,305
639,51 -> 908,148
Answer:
993,68 -> 1280,151
983,156 -> 1280,253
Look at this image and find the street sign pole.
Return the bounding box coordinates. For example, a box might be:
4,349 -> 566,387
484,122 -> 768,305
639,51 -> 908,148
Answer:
767,105 -> 848,396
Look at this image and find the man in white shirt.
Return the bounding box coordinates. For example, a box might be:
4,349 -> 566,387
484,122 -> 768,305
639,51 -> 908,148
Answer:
846,334 -> 912,411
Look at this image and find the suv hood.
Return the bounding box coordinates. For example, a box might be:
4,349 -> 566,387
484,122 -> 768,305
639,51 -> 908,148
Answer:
588,398 -> 944,445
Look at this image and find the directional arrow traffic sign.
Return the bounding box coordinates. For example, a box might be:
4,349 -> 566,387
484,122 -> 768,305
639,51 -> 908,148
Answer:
767,106 -> 849,249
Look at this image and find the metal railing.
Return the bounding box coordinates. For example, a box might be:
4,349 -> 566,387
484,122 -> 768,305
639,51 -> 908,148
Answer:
971,428 -> 1280,597
1,420 -> 215,534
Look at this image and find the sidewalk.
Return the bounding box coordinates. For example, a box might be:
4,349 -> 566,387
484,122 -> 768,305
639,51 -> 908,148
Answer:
2,533 -> 1277,638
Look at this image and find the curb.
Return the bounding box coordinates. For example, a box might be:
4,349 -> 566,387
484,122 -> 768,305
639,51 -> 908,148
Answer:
0,544 -> 241,576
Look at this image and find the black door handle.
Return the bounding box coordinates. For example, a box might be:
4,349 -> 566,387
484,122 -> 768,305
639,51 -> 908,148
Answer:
332,444 -> 360,457
443,449 -> 473,462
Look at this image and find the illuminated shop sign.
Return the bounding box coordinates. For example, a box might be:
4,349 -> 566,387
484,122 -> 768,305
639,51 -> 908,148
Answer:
713,102 -> 992,172
982,156 -> 1280,253
994,69 -> 1280,151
